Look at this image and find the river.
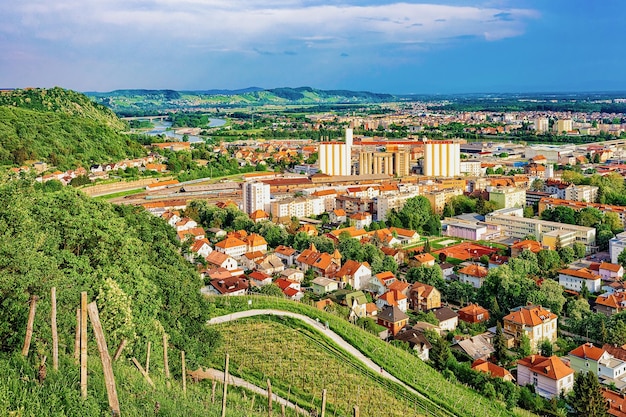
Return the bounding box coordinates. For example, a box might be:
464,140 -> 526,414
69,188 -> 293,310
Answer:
145,119 -> 226,143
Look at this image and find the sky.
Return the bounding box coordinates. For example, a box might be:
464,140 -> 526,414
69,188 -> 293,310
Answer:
1,0 -> 625,94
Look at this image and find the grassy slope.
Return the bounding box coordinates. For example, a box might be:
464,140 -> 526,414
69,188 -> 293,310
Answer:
0,353 -> 302,417
206,295 -> 537,417
209,316 -> 435,417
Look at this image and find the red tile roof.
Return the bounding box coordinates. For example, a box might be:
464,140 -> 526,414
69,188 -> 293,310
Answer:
569,343 -> 606,361
517,355 -> 573,381
504,305 -> 557,327
458,264 -> 488,278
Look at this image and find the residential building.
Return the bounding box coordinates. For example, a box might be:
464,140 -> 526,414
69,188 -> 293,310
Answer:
311,277 -> 339,295
488,187 -> 526,209
376,192 -> 419,222
423,140 -> 461,177
600,262 -> 625,281
510,240 -> 542,257
413,253 -> 436,267
595,292 -> 626,317
424,188 -> 464,216
280,268 -> 304,283
378,305 -> 409,336
567,343 -> 626,384
442,218 -> 501,241
214,237 -> 247,259
516,355 -> 574,398
542,229 -> 577,251
452,335 -> 495,361
186,238 -> 213,262
270,196 -> 324,219
310,189 -> 338,212
408,282 -> 441,312
503,305 -> 558,351
610,232 -> 626,264
332,260 -> 372,291
459,160 -> 482,177
376,290 -> 408,313
249,209 -> 270,223
243,233 -> 268,253
242,181 -> 271,215
458,264 -> 489,289
207,276 -> 249,296
394,329 -> 431,361
350,212 -> 372,230
472,359 -> 514,381
389,227 -> 420,245
534,117 -> 549,133
539,197 -> 626,228
247,271 -> 273,287
296,245 -> 341,276
558,268 -> 602,293
485,207 -> 596,253
274,245 -> 297,266
432,307 -> 458,332
206,251 -> 238,271
458,304 -> 490,324
369,271 -> 396,295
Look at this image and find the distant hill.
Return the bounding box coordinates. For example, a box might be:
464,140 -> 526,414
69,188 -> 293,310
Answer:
85,86 -> 397,116
0,87 -> 145,169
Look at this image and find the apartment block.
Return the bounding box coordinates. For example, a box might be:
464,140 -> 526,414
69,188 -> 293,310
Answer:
488,186 -> 526,209
539,197 -> 626,227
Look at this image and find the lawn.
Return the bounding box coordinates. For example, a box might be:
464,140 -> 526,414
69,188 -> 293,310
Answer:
94,188 -> 145,200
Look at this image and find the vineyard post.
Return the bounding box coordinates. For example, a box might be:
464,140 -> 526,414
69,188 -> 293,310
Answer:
145,341 -> 151,375
80,291 -> 88,399
181,350 -> 186,395
51,287 -> 58,371
281,403 -> 285,417
74,308 -> 80,362
267,378 -> 272,417
353,405 -> 359,417
211,379 -> 217,403
131,357 -> 154,387
221,353 -> 229,417
163,334 -> 170,388
321,389 -> 327,417
113,339 -> 127,362
21,295 -> 38,356
87,301 -> 120,416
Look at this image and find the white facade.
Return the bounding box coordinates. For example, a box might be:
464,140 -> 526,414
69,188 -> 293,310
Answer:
423,141 -> 461,177
610,231 -> 626,264
318,128 -> 353,176
517,357 -> 574,399
558,270 -> 602,293
534,117 -> 549,133
459,160 -> 482,177
270,196 -> 324,219
242,182 -> 271,215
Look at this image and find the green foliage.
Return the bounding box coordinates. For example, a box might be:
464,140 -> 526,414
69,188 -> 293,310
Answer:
493,322 -> 509,365
426,331 -> 452,371
539,339 -> 553,357
406,265 -> 445,289
259,283 -> 284,297
0,182 -> 218,366
386,196 -> 440,235
569,372 -> 609,417
0,88 -> 145,169
572,242 -> 587,259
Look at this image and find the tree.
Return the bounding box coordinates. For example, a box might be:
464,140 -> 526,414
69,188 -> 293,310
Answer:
557,246 -> 575,265
382,255 -> 398,274
529,279 -> 566,316
573,242 -> 587,260
569,372 -> 609,417
523,206 -> 535,218
530,178 -> 545,191
567,297 -> 590,321
537,249 -> 562,272
539,338 -> 553,357
259,284 -> 284,297
427,331 -> 452,370
423,239 -> 431,254
519,334 -> 532,357
493,322 -> 509,366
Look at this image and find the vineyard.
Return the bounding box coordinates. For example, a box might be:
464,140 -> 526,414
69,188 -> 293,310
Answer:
209,316 -> 432,417
206,295 -> 537,417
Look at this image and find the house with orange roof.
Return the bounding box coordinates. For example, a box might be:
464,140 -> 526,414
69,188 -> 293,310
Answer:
296,244 -> 341,276
242,251 -> 265,270
255,253 -> 285,275
247,271 -> 272,287
376,290 -> 408,313
566,342 -> 626,382
331,260 -> 372,291
330,209 -> 347,224
186,238 -> 213,261
458,264 -> 489,288
350,212 -> 372,230
602,389 -> 626,417
365,228 -> 400,247
503,305 -> 558,351
215,200 -> 238,209
600,262 -> 625,280
298,224 -> 319,237
558,267 -> 602,293
275,278 -> 303,301
176,227 -> 206,242
175,217 -> 198,232
249,209 -> 270,223
388,280 -> 410,298
311,188 -> 337,212
510,240 -> 542,257
516,354 -> 574,398
370,271 -> 396,295
274,245 -> 297,266
408,282 -> 441,312
381,247 -> 405,265
595,292 -> 626,317
471,359 -> 514,382
243,233 -> 268,254
161,210 -> 181,227
215,237 -> 247,259
413,253 -> 436,268
327,226 -> 368,242
458,304 -> 490,324
389,227 -> 420,245
206,251 -> 238,271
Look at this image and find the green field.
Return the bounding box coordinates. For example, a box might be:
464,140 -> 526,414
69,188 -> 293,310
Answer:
206,295 -> 537,417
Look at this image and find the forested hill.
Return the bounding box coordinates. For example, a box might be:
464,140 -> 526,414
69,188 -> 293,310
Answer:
0,88 -> 145,169
0,181 -> 218,366
86,86 -> 396,116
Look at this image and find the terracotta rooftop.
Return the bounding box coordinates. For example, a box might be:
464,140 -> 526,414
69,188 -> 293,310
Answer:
558,268 -> 601,281
504,305 -> 557,327
517,355 -> 573,381
458,264 -> 488,278
568,343 -> 606,361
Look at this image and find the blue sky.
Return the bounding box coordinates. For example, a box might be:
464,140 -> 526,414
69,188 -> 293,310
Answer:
1,0 -> 624,93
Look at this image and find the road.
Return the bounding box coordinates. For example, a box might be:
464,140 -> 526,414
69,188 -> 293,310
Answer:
208,309 -> 430,405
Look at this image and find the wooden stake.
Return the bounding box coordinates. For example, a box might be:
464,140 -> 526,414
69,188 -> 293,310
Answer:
353,405 -> 359,417
145,341 -> 151,375
21,295 -> 38,356
281,404 -> 286,417
87,301 -> 120,416
211,379 -> 217,404
321,389 -> 327,417
80,292 -> 88,399
267,379 -> 273,417
221,353 -> 229,417
113,339 -> 127,362
163,334 -> 170,383
51,287 -> 58,371
131,357 -> 154,387
181,350 -> 187,395
74,308 -> 80,362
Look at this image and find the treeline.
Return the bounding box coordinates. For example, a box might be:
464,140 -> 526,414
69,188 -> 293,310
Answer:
0,182 -> 218,368
169,112 -> 211,128
429,99 -> 626,113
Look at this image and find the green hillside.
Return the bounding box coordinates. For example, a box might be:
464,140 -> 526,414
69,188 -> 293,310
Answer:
86,87 -> 396,115
0,88 -> 145,169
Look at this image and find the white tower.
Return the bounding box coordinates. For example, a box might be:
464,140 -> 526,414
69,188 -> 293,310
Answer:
242,181 -> 270,214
